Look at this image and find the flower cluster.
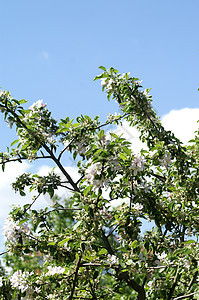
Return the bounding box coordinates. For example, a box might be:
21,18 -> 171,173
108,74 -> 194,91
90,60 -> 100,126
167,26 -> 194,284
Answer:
160,151 -> 172,168
85,162 -> 102,182
29,99 -> 47,111
155,252 -> 168,266
130,154 -> 145,175
10,270 -> 32,293
132,203 -> 143,215
107,112 -> 122,124
46,266 -> 65,276
3,217 -> 31,245
17,99 -> 58,155
107,254 -> 119,265
85,162 -> 109,189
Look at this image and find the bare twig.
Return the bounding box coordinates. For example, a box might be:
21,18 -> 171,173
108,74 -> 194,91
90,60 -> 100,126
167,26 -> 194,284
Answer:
24,193 -> 41,213
43,207 -> 81,216
173,293 -> 196,300
107,224 -> 119,238
0,155 -> 51,165
0,251 -> 8,256
69,253 -> 82,300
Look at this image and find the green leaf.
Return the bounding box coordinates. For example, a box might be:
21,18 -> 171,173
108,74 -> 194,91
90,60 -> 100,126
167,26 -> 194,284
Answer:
48,241 -> 56,246
99,66 -> 106,71
119,153 -> 127,160
48,186 -> 54,198
184,240 -> 195,244
58,238 -> 70,246
11,139 -> 19,147
110,133 -> 119,138
13,290 -> 17,300
84,185 -> 91,196
130,240 -> 138,249
18,219 -> 29,225
18,99 -> 27,104
98,129 -> 104,139
19,190 -> 26,196
99,248 -> 107,255
122,146 -> 131,156
73,220 -> 82,231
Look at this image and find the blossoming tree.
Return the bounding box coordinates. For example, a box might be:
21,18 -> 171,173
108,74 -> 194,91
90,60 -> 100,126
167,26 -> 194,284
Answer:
0,67 -> 199,299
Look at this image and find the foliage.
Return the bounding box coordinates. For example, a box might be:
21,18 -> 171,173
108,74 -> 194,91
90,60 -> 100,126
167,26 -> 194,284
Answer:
0,67 -> 199,299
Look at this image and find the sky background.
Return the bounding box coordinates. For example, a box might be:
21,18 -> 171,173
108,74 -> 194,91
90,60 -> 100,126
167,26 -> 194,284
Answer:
0,0 -> 199,252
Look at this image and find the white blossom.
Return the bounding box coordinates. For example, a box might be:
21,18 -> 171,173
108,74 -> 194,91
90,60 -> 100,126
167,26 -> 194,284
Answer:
46,266 -> 65,276
155,252 -> 168,266
157,252 -> 167,261
3,217 -> 31,244
29,99 -> 46,110
132,203 -> 143,214
130,154 -> 145,175
184,259 -> 190,269
160,151 -> 171,168
0,277 -> 3,287
85,162 -> 102,183
106,79 -> 114,91
100,78 -> 107,86
34,286 -> 41,293
107,254 -> 119,265
47,295 -> 57,300
147,280 -> 154,288
10,270 -> 32,293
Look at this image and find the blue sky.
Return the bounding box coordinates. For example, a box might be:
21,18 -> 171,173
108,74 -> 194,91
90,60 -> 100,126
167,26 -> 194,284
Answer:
0,1 -> 199,251
1,1 -> 199,123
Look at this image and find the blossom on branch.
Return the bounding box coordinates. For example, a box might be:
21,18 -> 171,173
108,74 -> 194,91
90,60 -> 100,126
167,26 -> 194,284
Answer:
10,270 -> 32,293
46,266 -> 65,276
130,154 -> 145,175
3,217 -> 31,245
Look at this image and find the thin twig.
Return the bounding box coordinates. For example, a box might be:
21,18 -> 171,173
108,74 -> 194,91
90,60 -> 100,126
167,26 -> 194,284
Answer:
107,224 -> 119,238
0,251 -> 8,256
147,265 -> 177,270
24,193 -> 41,213
173,293 -> 196,300
0,155 -> 51,165
43,207 -> 81,216
69,253 -> 82,300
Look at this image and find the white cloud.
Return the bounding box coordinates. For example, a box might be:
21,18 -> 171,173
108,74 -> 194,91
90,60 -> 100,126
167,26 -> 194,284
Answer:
111,107 -> 199,151
0,162 -> 32,219
162,108 -> 199,144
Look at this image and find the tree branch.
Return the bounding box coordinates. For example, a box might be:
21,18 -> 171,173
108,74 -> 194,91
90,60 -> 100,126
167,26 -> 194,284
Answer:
69,253 -> 82,300
1,103 -> 80,193
173,293 -> 196,300
101,229 -> 146,299
168,265 -> 180,300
